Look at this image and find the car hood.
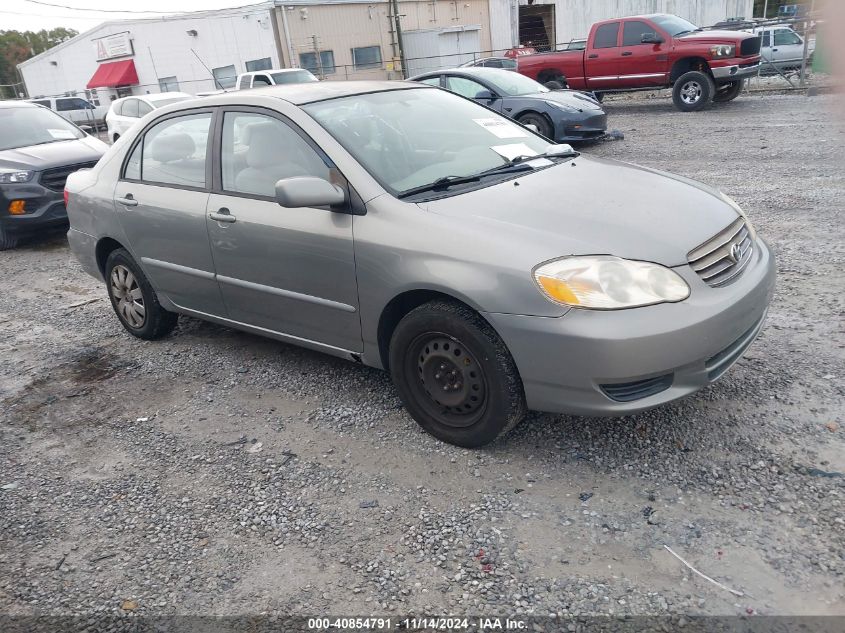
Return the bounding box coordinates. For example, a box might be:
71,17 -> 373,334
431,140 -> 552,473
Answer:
525,89 -> 604,111
423,155 -> 740,267
676,29 -> 755,44
0,136 -> 108,172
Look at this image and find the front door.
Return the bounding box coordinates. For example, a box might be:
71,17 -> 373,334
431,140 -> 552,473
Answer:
206,108 -> 361,352
113,109 -> 223,315
618,20 -> 668,87
585,21 -> 621,90
445,75 -> 504,113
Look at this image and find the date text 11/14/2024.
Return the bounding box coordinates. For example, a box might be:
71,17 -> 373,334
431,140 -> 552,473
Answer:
307,617 -> 528,630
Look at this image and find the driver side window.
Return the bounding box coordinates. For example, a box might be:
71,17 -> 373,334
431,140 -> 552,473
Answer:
446,76 -> 488,99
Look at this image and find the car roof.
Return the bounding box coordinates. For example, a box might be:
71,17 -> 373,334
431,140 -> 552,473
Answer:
144,92 -> 193,102
243,68 -> 310,76
201,80 -> 431,106
1,100 -> 38,109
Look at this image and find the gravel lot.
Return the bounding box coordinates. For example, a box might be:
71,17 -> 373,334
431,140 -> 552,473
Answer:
1,91 -> 843,624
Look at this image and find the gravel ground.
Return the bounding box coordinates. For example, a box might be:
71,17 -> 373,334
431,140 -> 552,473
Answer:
0,91 -> 843,624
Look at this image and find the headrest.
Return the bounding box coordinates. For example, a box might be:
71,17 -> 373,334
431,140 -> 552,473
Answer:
246,122 -> 287,168
150,133 -> 195,163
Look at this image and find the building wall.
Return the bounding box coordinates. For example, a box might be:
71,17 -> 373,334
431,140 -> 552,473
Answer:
489,0 -> 754,50
274,0 -> 492,80
18,6 -> 280,100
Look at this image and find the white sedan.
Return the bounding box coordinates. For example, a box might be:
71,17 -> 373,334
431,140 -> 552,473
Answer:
105,92 -> 194,143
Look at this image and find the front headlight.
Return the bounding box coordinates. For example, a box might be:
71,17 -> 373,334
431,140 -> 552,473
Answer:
533,256 -> 690,310
547,101 -> 578,112
719,191 -> 757,241
0,170 -> 35,184
710,44 -> 736,58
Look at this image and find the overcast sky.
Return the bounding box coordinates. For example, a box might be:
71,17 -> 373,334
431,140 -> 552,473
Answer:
2,0 -> 265,33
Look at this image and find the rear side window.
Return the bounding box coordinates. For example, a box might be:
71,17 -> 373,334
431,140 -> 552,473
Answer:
122,99 -> 139,118
252,75 -> 272,87
124,113 -> 212,188
622,21 -> 657,46
56,98 -> 89,111
761,31 -> 771,47
417,76 -> 442,87
238,75 -> 251,90
32,100 -> 51,108
593,23 -> 620,49
138,101 -> 153,117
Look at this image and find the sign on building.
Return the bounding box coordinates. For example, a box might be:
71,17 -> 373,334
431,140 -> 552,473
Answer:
93,32 -> 134,61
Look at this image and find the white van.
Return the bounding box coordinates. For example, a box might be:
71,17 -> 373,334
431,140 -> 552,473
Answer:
27,96 -> 109,129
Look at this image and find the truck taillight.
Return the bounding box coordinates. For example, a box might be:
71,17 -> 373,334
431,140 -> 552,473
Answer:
63,188 -> 69,207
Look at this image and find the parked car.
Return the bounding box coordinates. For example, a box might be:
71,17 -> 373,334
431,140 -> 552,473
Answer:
106,92 -> 194,143
65,82 -> 774,447
27,95 -> 108,129
459,57 -> 518,70
197,68 -> 318,96
410,67 -> 606,141
517,13 -> 762,111
753,26 -> 815,73
0,101 -> 107,250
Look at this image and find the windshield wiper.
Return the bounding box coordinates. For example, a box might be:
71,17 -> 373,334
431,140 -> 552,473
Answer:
397,174 -> 482,199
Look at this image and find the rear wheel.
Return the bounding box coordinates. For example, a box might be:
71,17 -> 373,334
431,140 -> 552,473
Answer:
544,80 -> 564,90
105,248 -> 177,340
389,300 -> 527,448
713,79 -> 744,103
517,112 -> 553,139
0,227 -> 18,251
672,70 -> 715,112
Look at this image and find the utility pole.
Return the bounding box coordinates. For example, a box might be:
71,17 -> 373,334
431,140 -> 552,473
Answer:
762,0 -> 768,19
391,0 -> 407,78
798,0 -> 815,87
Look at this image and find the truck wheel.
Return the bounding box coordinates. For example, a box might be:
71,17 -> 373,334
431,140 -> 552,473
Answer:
517,112 -> 553,139
389,300 -> 527,448
544,80 -> 564,90
672,70 -> 715,112
713,79 -> 744,103
0,227 -> 18,251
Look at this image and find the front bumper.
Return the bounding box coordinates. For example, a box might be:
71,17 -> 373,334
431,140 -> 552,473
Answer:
483,238 -> 776,416
555,112 -> 607,142
711,59 -> 760,82
0,181 -> 67,236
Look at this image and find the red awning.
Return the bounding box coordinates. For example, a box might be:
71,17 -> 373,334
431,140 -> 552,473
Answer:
86,60 -> 138,89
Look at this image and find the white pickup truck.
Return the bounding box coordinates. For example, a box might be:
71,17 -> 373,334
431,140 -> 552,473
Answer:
197,68 -> 318,96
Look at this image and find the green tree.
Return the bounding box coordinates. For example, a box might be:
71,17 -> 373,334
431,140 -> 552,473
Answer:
0,28 -> 78,91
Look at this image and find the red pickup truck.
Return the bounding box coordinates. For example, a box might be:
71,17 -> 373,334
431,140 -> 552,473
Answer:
517,14 -> 762,112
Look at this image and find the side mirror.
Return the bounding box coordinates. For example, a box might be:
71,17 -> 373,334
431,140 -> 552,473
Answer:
275,176 -> 346,208
641,33 -> 664,44
474,90 -> 496,102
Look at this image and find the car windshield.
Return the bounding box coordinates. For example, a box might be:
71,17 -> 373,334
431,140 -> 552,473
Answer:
304,88 -> 553,195
651,15 -> 699,36
484,71 -> 549,96
152,97 -> 192,108
271,70 -> 318,84
0,105 -> 85,151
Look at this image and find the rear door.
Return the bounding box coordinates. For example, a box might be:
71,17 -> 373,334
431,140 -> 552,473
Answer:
585,22 -> 621,89
113,108 -> 224,315
618,20 -> 668,87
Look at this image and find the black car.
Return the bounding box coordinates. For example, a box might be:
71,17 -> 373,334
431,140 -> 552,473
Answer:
459,57 -> 518,70
0,101 -> 107,250
410,67 -> 607,142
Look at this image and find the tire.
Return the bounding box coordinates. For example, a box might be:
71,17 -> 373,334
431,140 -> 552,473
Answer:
592,92 -> 604,103
517,112 -> 553,139
0,227 -> 18,251
389,300 -> 527,448
544,80 -> 564,90
672,70 -> 715,112
112,134 -> 120,143
713,79 -> 744,103
105,248 -> 177,340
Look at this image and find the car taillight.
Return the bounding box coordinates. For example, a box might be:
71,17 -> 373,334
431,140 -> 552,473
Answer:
63,188 -> 69,207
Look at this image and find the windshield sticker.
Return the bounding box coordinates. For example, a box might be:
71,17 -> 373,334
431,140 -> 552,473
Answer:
490,143 -> 539,161
47,129 -> 76,139
473,118 -> 528,139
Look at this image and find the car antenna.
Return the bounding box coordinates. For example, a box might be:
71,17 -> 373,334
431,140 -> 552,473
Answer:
191,49 -> 224,91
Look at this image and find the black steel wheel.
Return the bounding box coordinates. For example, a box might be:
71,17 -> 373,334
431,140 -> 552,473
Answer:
389,300 -> 527,447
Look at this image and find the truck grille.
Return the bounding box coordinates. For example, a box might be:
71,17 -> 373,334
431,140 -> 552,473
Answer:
740,36 -> 761,56
39,161 -> 98,192
688,217 -> 754,287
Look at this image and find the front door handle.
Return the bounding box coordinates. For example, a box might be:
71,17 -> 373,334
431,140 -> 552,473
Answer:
209,207 -> 236,223
588,53 -> 599,59
116,194 -> 138,207
621,51 -> 633,56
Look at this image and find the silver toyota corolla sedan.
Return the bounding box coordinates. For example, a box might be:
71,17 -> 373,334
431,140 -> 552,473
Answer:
66,82 -> 775,447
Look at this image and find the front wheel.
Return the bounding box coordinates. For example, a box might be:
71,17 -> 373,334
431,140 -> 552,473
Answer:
517,112 -> 553,139
0,227 -> 18,251
672,70 -> 715,112
713,79 -> 744,103
389,300 -> 527,448
105,248 -> 177,340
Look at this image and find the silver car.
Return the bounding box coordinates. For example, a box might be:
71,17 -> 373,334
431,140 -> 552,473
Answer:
66,82 -> 775,447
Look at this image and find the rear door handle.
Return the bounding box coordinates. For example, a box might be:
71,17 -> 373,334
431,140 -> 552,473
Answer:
116,194 -> 138,207
588,53 -> 599,59
621,51 -> 633,56
209,207 -> 236,223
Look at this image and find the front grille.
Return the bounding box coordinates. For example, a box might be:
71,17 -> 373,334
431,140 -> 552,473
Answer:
740,36 -> 761,56
688,217 -> 754,287
705,312 -> 766,381
39,161 -> 98,192
600,374 -> 673,402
